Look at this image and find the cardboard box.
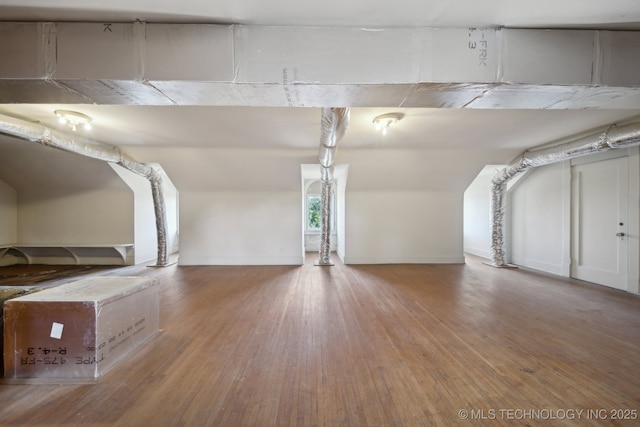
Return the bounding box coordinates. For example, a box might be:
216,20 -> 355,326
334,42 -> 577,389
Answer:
1,287 -> 41,377
3,276 -> 159,382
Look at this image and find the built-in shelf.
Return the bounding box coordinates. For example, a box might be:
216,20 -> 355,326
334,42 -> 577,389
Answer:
0,244 -> 134,265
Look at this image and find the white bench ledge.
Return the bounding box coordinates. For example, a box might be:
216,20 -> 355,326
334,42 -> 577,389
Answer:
1,244 -> 134,265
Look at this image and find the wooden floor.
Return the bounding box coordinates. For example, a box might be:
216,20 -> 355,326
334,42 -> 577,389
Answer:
0,264 -> 118,287
1,255 -> 639,426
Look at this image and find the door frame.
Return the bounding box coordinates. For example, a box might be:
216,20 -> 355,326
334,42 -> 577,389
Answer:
569,147 -> 640,293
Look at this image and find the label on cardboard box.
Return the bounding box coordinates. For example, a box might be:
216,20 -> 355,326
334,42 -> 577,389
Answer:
50,322 -> 64,339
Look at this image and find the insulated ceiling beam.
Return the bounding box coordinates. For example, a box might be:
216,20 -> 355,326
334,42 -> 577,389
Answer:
0,22 -> 639,108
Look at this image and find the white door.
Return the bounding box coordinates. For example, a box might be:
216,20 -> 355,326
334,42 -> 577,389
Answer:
571,156 -> 628,290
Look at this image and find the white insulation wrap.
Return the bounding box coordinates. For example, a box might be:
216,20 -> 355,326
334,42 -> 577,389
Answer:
317,107 -> 349,265
1,23 -> 640,108
490,121 -> 640,267
0,114 -> 169,266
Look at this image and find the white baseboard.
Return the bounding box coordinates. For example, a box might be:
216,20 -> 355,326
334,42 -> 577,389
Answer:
517,258 -> 564,275
343,255 -> 465,265
179,256 -> 304,266
463,246 -> 492,260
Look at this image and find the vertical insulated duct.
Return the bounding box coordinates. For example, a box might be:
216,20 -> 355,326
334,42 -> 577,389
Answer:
0,114 -> 170,266
490,122 -> 640,267
317,107 -> 350,266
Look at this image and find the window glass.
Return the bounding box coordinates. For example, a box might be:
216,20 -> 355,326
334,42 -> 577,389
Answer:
307,195 -> 321,230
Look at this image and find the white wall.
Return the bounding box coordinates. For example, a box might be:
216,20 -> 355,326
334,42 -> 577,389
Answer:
465,150 -> 639,295
18,188 -> 132,245
178,186 -> 465,266
301,164 -> 348,262
463,166 -> 497,259
110,164 -> 179,264
0,141 -> 143,265
121,140 -> 512,267
627,147 -> 640,294
0,177 -> 17,246
179,190 -> 303,265
464,163 -> 569,272
0,142 -> 135,248
344,190 -> 464,264
510,163 -> 569,275
336,167 -> 348,262
303,180 -> 328,252
164,171 -> 180,255
109,164 -> 160,264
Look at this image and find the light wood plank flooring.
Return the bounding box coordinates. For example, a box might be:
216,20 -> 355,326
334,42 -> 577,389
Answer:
1,255 -> 639,426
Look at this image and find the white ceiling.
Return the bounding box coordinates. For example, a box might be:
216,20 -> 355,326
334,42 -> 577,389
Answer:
1,1 -> 640,191
1,0 -> 639,29
1,104 -> 639,152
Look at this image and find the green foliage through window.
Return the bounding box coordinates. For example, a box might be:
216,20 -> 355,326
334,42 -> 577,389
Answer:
307,195 -> 322,230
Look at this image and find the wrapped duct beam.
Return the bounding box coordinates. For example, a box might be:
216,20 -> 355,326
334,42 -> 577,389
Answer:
490,121 -> 640,267
0,114 -> 169,266
317,107 -> 349,266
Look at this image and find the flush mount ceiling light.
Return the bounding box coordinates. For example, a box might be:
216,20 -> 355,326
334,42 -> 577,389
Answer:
372,112 -> 404,136
54,110 -> 92,132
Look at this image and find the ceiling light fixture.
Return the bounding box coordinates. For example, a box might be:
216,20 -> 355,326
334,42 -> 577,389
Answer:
373,112 -> 404,136
54,110 -> 92,132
